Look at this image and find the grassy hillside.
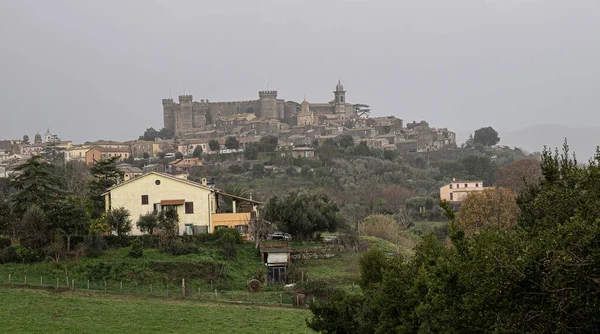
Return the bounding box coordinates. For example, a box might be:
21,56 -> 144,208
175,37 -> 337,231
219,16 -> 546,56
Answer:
0,288 -> 312,333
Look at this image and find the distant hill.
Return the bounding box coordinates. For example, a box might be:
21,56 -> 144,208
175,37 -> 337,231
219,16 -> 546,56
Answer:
456,125 -> 599,160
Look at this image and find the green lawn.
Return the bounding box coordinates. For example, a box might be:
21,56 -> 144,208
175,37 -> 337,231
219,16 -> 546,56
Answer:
0,287 -> 313,333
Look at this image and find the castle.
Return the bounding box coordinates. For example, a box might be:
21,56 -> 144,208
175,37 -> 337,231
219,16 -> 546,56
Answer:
162,81 -> 354,136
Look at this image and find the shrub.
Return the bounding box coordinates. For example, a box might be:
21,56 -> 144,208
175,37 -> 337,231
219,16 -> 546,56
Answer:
297,279 -> 341,300
85,232 -> 107,258
129,238 -> 143,258
214,228 -> 243,245
0,246 -> 18,264
0,236 -> 11,248
165,241 -> 199,256
15,245 -> 40,263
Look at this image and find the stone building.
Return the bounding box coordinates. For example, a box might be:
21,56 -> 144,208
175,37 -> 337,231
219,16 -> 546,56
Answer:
163,81 -> 354,137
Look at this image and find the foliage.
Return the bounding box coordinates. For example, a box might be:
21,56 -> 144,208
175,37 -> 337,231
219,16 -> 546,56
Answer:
307,291 -> 365,333
192,145 -> 203,158
473,126 -> 500,146
128,237 -> 144,258
105,207 -> 132,236
0,199 -> 14,235
15,205 -> 50,251
495,158 -> 542,193
47,198 -> 89,251
225,136 -> 240,149
244,144 -> 259,160
456,187 -> 520,236
175,151 -> 183,159
34,133 -> 42,144
359,214 -> 412,245
22,134 -> 29,144
84,232 -> 107,258
353,104 -> 371,118
208,140 -> 220,151
218,184 -> 249,213
263,190 -> 340,240
157,209 -> 179,250
258,135 -> 278,152
307,144 -> 600,333
136,212 -> 158,235
139,127 -> 172,141
88,157 -> 123,218
11,156 -> 65,216
89,214 -> 110,234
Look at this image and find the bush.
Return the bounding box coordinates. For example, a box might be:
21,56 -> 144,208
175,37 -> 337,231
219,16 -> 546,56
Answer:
297,279 -> 341,300
15,245 -> 40,263
0,246 -> 18,264
103,235 -> 131,248
0,236 -> 11,248
85,233 -> 107,258
165,242 -> 199,256
129,238 -> 143,258
214,228 -> 243,245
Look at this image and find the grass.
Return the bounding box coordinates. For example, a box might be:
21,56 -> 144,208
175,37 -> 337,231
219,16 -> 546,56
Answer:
0,287 -> 313,333
0,243 -> 264,292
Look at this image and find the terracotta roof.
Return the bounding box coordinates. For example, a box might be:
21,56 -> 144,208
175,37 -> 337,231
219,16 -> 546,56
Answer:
102,171 -> 215,195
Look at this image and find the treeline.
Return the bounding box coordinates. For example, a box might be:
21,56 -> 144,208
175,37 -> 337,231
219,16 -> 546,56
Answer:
307,145 -> 600,333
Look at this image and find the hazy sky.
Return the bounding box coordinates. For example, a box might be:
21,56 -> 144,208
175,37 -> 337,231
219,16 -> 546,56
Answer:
1,0 -> 599,143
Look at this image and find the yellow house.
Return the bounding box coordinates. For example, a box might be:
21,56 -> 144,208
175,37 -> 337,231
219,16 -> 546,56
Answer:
439,178 -> 486,203
102,172 -> 261,236
65,146 -> 91,162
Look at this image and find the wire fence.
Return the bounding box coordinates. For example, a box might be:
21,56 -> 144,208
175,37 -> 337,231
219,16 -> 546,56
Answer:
0,274 -> 304,307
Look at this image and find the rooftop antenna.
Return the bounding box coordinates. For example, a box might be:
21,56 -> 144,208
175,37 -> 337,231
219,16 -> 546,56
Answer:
169,90 -> 171,99
183,86 -> 186,95
266,81 -> 269,90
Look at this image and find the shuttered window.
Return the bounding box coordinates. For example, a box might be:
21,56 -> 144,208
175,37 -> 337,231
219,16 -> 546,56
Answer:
185,202 -> 194,214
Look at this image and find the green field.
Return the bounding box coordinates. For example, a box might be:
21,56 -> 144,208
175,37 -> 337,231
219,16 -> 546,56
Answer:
0,287 -> 313,333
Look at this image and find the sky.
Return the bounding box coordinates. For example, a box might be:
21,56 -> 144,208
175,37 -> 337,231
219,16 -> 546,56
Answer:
0,0 -> 599,144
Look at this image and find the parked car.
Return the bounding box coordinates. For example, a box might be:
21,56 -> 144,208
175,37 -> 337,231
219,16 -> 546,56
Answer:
322,235 -> 338,243
269,231 -> 292,241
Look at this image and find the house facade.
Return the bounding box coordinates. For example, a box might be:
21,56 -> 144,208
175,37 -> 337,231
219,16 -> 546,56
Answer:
440,179 -> 486,203
86,147 -> 131,165
103,172 -> 261,237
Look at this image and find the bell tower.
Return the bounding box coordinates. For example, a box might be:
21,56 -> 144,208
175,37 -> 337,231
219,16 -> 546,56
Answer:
334,80 -> 347,120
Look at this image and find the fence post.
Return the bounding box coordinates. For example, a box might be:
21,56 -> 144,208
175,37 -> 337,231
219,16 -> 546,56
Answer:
280,293 -> 283,306
301,271 -> 304,283
120,281 -> 123,294
247,291 -> 249,303
198,287 -> 201,300
149,284 -> 153,295
56,277 -> 58,290
166,284 -> 169,297
40,276 -> 43,287
214,289 -> 217,301
71,279 -> 74,290
136,282 -> 138,295
104,280 -> 107,293
87,280 -> 90,290
182,279 -> 185,298
211,280 -> 213,290
8,274 -> 11,285
24,275 -> 27,286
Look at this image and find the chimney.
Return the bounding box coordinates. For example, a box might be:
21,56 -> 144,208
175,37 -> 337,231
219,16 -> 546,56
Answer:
201,178 -> 207,186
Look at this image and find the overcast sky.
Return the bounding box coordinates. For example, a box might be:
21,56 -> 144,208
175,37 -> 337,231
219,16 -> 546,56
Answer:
1,0 -> 598,143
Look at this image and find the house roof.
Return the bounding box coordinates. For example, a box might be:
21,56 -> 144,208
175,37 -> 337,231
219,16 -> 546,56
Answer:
215,190 -> 264,205
102,171 -> 214,195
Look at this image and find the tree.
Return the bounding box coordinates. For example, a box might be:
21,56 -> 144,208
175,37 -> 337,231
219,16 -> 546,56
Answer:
380,185 -> 413,214
263,190 -> 340,240
244,144 -> 259,160
11,156 -> 65,216
0,199 -> 14,235
142,152 -> 150,159
495,158 -> 542,193
157,208 -> 179,248
175,151 -> 184,159
47,199 -> 89,251
456,187 -> 519,236
105,207 -> 132,236
225,136 -> 240,150
88,157 -> 123,217
16,205 -> 50,250
337,135 -> 354,149
138,127 -> 159,141
218,184 -> 249,213
22,135 -> 29,144
251,163 -> 264,177
461,155 -> 496,186
157,127 -> 174,140
473,126 -> 500,146
34,133 -> 42,144
136,212 -> 158,235
258,135 -> 278,152
42,141 -> 64,166
208,140 -> 220,152
353,104 -> 371,118
157,151 -> 166,159
192,145 -> 203,158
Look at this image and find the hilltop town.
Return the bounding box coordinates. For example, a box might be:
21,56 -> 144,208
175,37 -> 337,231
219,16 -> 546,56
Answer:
0,81 -> 456,178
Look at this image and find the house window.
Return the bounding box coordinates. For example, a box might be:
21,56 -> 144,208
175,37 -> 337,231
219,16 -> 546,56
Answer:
450,193 -> 453,201
475,183 -> 479,187
185,202 -> 194,214
456,184 -> 460,188
235,225 -> 248,234
465,183 -> 468,188
141,195 -> 149,205
449,184 -> 453,189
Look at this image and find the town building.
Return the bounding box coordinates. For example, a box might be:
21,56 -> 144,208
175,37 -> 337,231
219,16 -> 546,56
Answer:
103,172 -> 262,236
86,147 -> 131,165
439,179 -> 486,203
116,163 -> 143,181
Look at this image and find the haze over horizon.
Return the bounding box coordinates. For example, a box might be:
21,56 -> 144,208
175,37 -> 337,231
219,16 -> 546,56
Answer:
1,0 -> 599,144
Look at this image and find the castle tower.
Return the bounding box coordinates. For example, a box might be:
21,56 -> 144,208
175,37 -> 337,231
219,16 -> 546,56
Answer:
258,90 -> 278,119
176,95 -> 193,136
162,98 -> 175,135
334,80 -> 347,120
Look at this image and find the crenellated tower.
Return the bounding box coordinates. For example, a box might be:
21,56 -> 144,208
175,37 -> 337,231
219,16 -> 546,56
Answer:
162,98 -> 175,134
258,90 -> 278,119
176,95 -> 193,136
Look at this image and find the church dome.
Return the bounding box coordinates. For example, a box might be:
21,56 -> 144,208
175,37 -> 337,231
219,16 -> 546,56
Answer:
336,80 -> 344,91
